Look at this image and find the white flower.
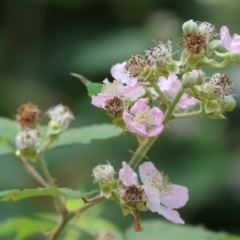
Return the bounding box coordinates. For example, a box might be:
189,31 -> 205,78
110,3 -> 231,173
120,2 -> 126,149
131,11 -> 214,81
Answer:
93,162 -> 115,183
15,128 -> 39,150
145,39 -> 173,67
46,104 -> 74,134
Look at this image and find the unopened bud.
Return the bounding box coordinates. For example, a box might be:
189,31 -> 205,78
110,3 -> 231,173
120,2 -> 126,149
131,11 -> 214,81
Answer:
220,95 -> 236,112
210,40 -> 225,52
229,50 -> 240,63
182,69 -> 205,87
182,20 -> 198,33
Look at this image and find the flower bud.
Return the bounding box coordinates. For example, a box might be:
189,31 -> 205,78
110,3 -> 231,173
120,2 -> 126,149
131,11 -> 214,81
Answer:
182,70 -> 205,87
182,20 -> 198,33
210,40 -> 225,52
229,50 -> 240,63
220,95 -> 236,112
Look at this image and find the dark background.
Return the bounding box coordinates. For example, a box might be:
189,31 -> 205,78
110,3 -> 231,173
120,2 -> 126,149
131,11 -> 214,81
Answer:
0,0 -> 240,238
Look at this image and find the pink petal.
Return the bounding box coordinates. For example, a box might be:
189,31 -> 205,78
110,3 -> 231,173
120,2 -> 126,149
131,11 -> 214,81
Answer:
158,74 -> 181,97
230,35 -> 240,51
178,93 -> 198,109
139,161 -> 163,186
91,93 -> 114,108
220,26 -> 232,51
111,62 -> 126,80
119,161 -> 138,186
123,85 -> 145,101
130,98 -> 149,115
161,184 -> 189,209
157,205 -> 184,224
142,185 -> 161,212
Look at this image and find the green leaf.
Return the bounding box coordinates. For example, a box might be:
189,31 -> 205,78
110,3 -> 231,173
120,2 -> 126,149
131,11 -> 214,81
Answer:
125,220 -> 240,240
50,124 -> 122,148
0,217 -> 54,240
0,188 -> 99,202
0,116 -> 122,155
71,73 -> 103,97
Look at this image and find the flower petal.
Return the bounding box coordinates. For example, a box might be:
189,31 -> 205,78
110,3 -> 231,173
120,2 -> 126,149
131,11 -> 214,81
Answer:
139,161 -> 163,186
230,35 -> 240,51
130,98 -> 149,115
91,93 -> 114,108
123,85 -> 145,101
111,62 -> 126,80
119,161 -> 138,186
220,26 -> 232,51
157,205 -> 184,224
142,185 -> 161,212
178,93 -> 198,109
161,184 -> 189,209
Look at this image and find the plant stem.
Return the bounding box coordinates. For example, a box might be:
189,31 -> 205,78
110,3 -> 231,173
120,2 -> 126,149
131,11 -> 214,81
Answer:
20,157 -> 49,187
129,87 -> 184,169
50,195 -> 104,240
37,156 -> 55,186
150,81 -> 170,106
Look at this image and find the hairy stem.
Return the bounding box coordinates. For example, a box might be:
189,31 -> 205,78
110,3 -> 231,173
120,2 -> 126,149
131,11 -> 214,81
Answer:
20,157 -> 49,187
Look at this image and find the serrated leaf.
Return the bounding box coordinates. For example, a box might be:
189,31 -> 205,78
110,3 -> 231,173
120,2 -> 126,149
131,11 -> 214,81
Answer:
0,116 -> 122,155
125,220 -> 240,240
71,73 -> 103,96
0,217 -> 54,240
50,124 -> 122,148
0,188 -> 99,202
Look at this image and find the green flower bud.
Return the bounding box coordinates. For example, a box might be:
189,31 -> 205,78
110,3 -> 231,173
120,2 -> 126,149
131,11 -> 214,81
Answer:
209,40 -> 225,52
182,20 -> 198,33
229,50 -> 240,63
220,95 -> 236,112
182,70 -> 205,88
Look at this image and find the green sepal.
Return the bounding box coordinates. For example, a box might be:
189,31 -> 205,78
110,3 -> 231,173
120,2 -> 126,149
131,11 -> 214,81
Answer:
204,100 -> 219,114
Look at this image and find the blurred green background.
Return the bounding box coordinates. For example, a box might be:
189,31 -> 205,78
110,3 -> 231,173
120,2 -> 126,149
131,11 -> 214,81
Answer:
1,0 -> 240,239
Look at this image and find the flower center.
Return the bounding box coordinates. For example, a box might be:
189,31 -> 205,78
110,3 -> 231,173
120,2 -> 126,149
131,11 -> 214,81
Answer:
102,80 -> 123,96
124,55 -> 147,78
105,97 -> 125,118
134,110 -> 151,125
182,32 -> 206,54
122,184 -> 146,207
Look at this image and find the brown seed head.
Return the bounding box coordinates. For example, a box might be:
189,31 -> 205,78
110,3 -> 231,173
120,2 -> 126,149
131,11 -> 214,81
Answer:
15,102 -> 41,127
181,32 -> 207,54
105,97 -> 124,118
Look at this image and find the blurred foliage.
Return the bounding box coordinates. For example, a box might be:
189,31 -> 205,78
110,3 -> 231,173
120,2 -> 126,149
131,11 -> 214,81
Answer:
0,0 -> 240,239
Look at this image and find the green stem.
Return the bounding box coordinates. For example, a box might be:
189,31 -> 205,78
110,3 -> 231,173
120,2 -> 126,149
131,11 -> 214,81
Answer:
50,195 -> 104,240
129,88 -> 184,169
150,81 -> 170,106
37,157 -> 55,186
173,109 -> 203,119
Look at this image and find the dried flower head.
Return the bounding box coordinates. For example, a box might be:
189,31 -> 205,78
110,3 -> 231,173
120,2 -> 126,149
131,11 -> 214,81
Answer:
105,96 -> 125,118
209,73 -> 233,97
15,102 -> 41,127
197,21 -> 217,41
93,162 -> 115,183
46,104 -> 74,134
15,128 -> 39,150
181,32 -> 207,54
145,39 -> 173,67
124,55 -> 148,78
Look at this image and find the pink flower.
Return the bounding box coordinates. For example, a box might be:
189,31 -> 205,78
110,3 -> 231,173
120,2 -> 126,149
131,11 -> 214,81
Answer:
123,98 -> 164,137
220,26 -> 240,51
111,62 -> 128,84
158,74 -> 198,109
118,161 -> 189,223
139,162 -> 188,224
119,161 -> 161,213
